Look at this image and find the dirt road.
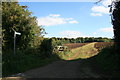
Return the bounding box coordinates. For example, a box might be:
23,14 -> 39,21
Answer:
22,59 -> 105,78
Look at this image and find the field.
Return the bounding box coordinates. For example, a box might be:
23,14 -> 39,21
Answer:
63,43 -> 89,49
64,42 -> 114,50
94,42 -> 114,51
57,42 -> 114,60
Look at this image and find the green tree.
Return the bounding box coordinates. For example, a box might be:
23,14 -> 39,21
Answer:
2,2 -> 45,50
39,38 -> 53,58
112,1 -> 120,48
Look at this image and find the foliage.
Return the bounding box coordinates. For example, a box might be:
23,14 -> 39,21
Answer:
39,38 -> 53,58
2,49 -> 59,76
112,1 -> 120,49
111,2 -> 120,73
2,2 -> 50,76
94,46 -> 120,77
2,2 -> 45,50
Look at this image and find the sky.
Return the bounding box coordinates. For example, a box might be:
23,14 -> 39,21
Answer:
19,0 -> 114,38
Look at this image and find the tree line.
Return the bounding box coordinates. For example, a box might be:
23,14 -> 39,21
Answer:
50,37 -> 113,46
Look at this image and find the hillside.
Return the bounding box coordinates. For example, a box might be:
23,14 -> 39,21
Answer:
56,42 -> 113,60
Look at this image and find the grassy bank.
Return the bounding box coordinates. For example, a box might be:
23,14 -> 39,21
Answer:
91,46 -> 120,77
2,50 -> 59,77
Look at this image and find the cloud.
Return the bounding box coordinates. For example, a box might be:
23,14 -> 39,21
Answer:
49,14 -> 60,17
91,0 -> 112,16
93,32 -> 97,35
69,20 -> 79,24
102,0 -> 112,7
59,30 -> 82,38
91,6 -> 109,14
65,18 -> 74,20
37,14 -> 79,26
92,27 -> 113,38
58,27 -> 113,38
90,13 -> 102,16
99,27 -> 113,32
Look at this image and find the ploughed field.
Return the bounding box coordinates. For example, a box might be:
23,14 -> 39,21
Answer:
94,42 -> 114,51
64,42 -> 114,50
63,43 -> 89,49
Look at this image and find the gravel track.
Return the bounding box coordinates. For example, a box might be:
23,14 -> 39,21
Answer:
23,59 -> 102,78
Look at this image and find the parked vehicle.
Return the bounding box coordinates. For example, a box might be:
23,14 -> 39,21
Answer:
53,46 -> 68,53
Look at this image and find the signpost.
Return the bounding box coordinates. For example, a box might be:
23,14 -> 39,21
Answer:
14,31 -> 21,55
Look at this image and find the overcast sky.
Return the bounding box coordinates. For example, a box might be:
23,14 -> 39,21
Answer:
19,0 -> 114,38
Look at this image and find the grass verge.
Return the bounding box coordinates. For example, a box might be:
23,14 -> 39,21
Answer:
92,46 -> 120,77
2,50 -> 59,77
